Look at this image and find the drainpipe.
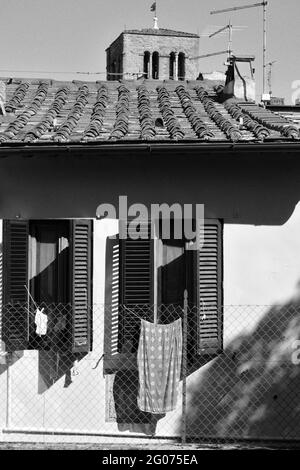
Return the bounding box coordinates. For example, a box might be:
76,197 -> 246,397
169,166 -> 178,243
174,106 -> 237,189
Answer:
6,353 -> 12,429
181,289 -> 188,444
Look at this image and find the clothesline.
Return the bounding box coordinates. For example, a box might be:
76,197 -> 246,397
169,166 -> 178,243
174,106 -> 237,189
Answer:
122,304 -> 184,326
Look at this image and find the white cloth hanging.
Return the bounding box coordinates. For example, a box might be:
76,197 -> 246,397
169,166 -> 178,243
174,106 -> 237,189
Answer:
137,318 -> 182,414
35,308 -> 48,336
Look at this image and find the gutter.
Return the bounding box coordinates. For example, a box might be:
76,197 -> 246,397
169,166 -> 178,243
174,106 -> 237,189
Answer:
0,140 -> 299,155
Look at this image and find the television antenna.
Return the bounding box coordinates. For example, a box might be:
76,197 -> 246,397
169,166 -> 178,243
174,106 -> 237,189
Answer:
191,50 -> 230,60
208,20 -> 247,59
267,60 -> 276,96
193,22 -> 246,61
210,1 -> 268,98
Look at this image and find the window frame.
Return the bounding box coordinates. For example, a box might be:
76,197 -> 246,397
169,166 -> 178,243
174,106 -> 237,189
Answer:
104,218 -> 223,373
2,219 -> 93,353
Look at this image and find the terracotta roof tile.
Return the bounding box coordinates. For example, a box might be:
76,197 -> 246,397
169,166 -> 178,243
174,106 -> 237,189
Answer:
0,78 -> 298,146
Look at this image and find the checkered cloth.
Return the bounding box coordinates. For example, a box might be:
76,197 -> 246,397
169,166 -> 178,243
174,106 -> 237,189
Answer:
137,318 -> 182,414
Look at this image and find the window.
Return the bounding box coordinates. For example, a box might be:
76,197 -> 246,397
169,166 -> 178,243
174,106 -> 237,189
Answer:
143,51 -> 150,79
169,52 -> 176,80
2,219 -> 93,353
152,51 -> 159,79
178,52 -> 186,81
104,219 -> 223,373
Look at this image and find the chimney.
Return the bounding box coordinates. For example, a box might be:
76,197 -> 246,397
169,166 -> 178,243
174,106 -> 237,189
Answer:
0,80 -> 6,116
222,55 -> 256,102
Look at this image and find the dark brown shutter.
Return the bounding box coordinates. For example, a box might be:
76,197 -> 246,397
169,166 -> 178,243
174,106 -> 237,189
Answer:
120,223 -> 154,305
2,220 -> 29,351
194,219 -> 223,355
119,222 -> 154,352
70,220 -> 92,353
104,223 -> 154,373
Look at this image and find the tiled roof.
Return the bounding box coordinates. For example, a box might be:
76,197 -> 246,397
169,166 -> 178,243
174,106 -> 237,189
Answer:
0,77 -> 299,146
124,28 -> 199,38
267,106 -> 300,129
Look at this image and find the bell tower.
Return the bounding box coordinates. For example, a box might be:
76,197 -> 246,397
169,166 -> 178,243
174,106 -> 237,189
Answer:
106,27 -> 199,81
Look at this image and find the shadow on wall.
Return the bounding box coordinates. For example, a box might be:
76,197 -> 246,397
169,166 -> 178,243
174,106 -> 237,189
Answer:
33,250 -> 88,394
113,369 -> 165,436
183,283 -> 300,440
38,350 -> 86,394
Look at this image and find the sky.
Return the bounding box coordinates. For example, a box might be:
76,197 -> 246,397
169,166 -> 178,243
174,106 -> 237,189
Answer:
0,0 -> 299,103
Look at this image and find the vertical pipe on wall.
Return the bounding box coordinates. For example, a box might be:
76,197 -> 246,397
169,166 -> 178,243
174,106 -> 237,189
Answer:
6,353 -> 11,428
181,289 -> 188,444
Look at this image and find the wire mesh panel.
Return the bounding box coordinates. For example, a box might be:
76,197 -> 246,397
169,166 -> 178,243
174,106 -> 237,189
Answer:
0,301 -> 300,445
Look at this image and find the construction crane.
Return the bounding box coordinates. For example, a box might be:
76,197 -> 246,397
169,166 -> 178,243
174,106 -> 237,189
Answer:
210,1 -> 268,99
267,60 -> 276,96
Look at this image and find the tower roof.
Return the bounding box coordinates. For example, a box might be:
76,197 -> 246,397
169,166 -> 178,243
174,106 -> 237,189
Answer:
123,28 -> 199,38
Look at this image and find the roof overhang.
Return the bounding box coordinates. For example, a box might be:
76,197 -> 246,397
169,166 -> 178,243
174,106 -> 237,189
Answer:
0,140 -> 300,156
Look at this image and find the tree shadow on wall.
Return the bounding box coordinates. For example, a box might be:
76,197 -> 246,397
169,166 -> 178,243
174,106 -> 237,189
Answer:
183,284 -> 300,440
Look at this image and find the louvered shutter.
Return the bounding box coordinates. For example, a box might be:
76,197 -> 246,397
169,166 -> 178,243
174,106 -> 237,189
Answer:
194,219 -> 223,355
2,220 -> 29,351
119,222 -> 154,352
70,220 -> 92,353
103,234 -> 122,373
104,223 -> 154,373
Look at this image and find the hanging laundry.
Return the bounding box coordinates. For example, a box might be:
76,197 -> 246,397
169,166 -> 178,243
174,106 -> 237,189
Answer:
35,307 -> 48,336
137,318 -> 182,414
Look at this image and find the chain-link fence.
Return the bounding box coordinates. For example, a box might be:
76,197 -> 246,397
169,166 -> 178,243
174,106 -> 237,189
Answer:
1,299 -> 300,445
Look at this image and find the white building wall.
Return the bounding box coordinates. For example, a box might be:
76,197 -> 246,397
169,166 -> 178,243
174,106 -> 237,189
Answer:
1,205 -> 300,440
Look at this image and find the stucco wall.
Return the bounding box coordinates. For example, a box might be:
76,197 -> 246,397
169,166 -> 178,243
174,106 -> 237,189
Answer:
0,148 -> 299,226
1,204 -> 300,439
185,202 -> 300,439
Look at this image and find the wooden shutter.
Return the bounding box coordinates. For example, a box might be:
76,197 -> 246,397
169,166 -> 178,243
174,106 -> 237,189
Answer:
120,222 -> 154,305
119,222 -> 154,352
2,220 -> 29,351
104,222 -> 154,373
70,220 -> 92,353
103,234 -> 122,373
194,219 -> 223,355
